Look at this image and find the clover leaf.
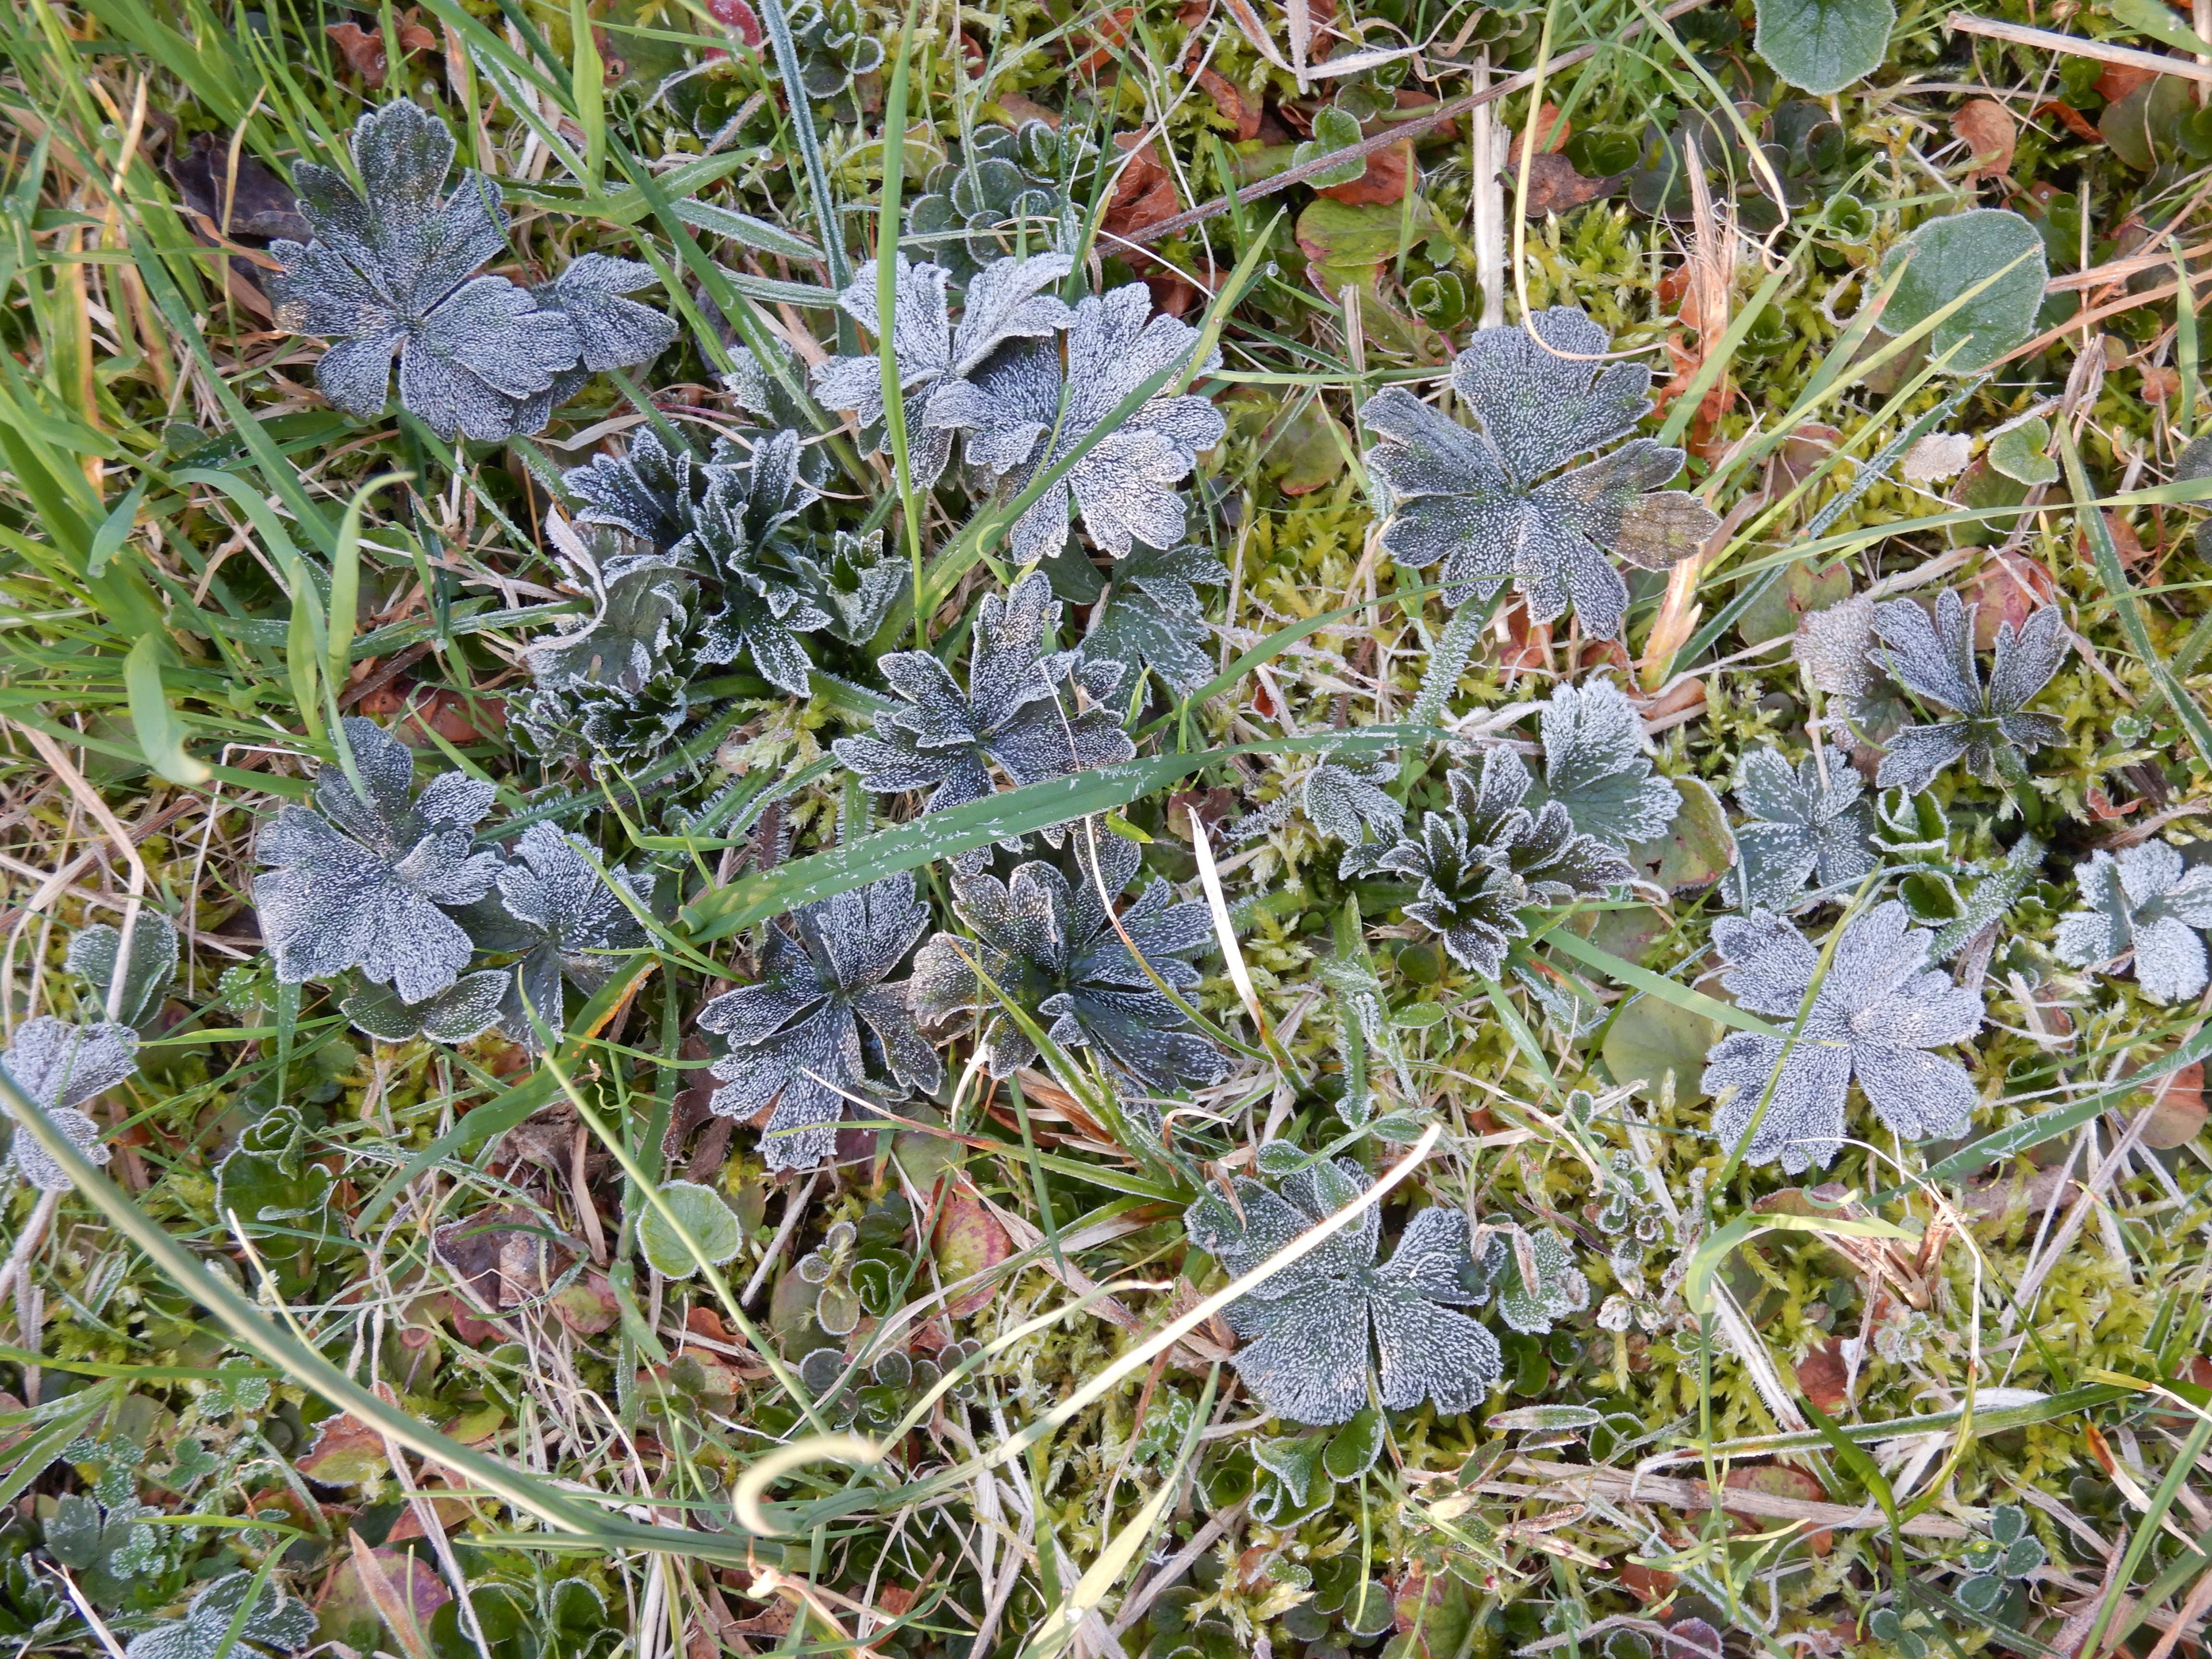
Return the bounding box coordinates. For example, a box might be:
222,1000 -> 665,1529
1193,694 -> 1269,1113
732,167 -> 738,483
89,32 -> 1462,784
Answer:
910,829 -> 1225,1098
66,911 -> 178,1031
123,1572 -> 316,1659
1360,307 -> 1719,640
1701,901 -> 1982,1172
927,284 -> 1226,566
812,252 -> 1073,486
1292,108 -> 1368,188
833,573 -> 1134,870
1186,1159 -> 1504,1425
1082,541 -> 1227,695
2055,840 -> 2212,1003
695,872 -> 943,1172
252,717 -> 505,1006
1730,743 -> 1878,909
1379,746 -> 1635,976
1250,1407 -> 1385,1524
1532,676 -> 1680,846
1869,590 -> 2068,791
0,1017 -> 133,1191
268,100 -> 585,441
1956,1503 -> 2045,1615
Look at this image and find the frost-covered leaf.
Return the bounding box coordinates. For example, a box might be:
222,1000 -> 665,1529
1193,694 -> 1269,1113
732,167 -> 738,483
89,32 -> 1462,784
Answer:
535,255 -> 677,375
1082,541 -> 1226,695
2055,840 -> 2212,1003
462,824 -> 654,1046
252,717 -> 505,1005
266,100 -> 583,440
927,284 -> 1226,565
0,1017 -> 132,1191
1730,744 -> 1877,909
66,911 -> 178,1030
1292,107 -> 1367,187
1378,747 -> 1635,976
812,252 -> 1072,486
565,428 -> 712,553
1701,901 -> 1982,1172
637,1180 -> 744,1278
695,872 -> 943,1172
337,969 -> 506,1045
1988,416 -> 2058,485
525,517 -> 689,693
1303,754 -> 1407,876
834,573 -> 1134,869
1876,209 -> 2048,373
685,428 -> 832,697
1754,0 -> 1894,96
1533,676 -> 1679,846
1492,1229 -> 1591,1334
793,528 -> 907,645
1360,308 -> 1719,639
1870,589 -> 2067,791
1185,1162 -> 1503,1425
123,1571 -> 316,1659
909,830 -> 1224,1097
1795,591 -> 1876,718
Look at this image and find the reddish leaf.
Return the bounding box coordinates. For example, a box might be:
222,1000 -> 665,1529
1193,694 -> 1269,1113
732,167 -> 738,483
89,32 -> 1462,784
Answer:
1953,98 -> 2017,182
932,1192 -> 1011,1316
1796,1336 -> 1851,1415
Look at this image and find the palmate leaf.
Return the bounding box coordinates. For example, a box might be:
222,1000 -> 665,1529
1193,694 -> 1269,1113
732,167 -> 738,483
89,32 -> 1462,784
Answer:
266,102 -> 664,441
909,830 -> 1225,1100
1360,308 -> 1720,639
684,429 -> 832,697
834,573 -> 1134,871
462,824 -> 655,1047
0,1017 -> 133,1192
524,517 -> 689,694
1532,677 -> 1679,846
1701,902 -> 1982,1172
695,872 -> 943,1173
1184,1159 -> 1503,1426
2055,840 -> 2212,1003
122,1571 -> 315,1659
1379,746 -> 1634,976
252,717 -> 505,1006
928,284 -> 1227,565
1870,589 -> 2068,791
792,528 -> 907,645
1730,743 -> 1877,909
1082,542 -> 1226,695
812,252 -> 1073,485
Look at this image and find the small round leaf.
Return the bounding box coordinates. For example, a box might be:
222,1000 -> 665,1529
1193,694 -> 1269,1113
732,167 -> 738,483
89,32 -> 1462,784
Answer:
638,1180 -> 744,1279
1876,209 -> 2049,372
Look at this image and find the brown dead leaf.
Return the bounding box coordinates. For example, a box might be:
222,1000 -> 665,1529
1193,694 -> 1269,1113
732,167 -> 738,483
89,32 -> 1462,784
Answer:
1517,151 -> 1614,216
326,16 -> 437,89
299,1407 -> 390,1488
1953,98 -> 2017,182
1504,102 -> 1571,163
2136,1061 -> 2207,1150
2096,63 -> 2159,103
2035,100 -> 2106,144
1795,1337 -> 1851,1415
1103,132 -> 1180,243
1075,6 -> 1134,72
1967,550 -> 2057,648
1320,139 -> 1413,206
1723,1466 -> 1833,1554
1196,67 -> 1261,141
